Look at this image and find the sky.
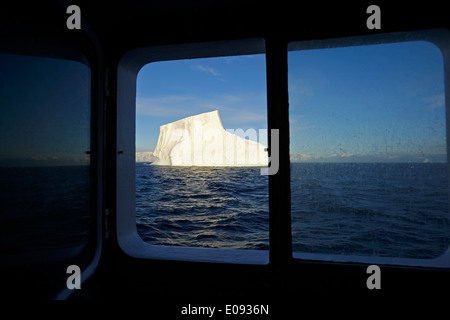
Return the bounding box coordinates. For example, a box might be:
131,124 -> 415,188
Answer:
288,40 -> 446,163
1,40 -> 443,168
137,40 -> 446,162
1,40 -> 444,167
136,54 -> 268,152
0,53 -> 90,167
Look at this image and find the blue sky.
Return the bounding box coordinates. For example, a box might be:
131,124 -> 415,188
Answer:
2,40 -> 443,167
137,40 -> 446,162
136,54 -> 267,151
288,40 -> 446,162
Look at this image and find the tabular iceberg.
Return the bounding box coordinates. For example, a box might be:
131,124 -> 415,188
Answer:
152,110 -> 268,167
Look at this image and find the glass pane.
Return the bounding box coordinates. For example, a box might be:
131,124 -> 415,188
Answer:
0,53 -> 91,257
136,54 -> 269,250
288,41 -> 450,259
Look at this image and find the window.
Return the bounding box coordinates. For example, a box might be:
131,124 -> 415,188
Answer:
0,52 -> 91,256
288,31 -> 450,267
117,39 -> 270,264
0,52 -> 94,297
135,55 -> 269,251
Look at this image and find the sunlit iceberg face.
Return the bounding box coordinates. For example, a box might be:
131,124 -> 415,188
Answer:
152,110 -> 269,167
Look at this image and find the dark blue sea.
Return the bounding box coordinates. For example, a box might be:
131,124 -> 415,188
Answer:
136,162 -> 450,259
136,165 -> 269,250
0,166 -> 91,257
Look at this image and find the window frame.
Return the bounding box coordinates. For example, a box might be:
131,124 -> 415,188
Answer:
116,29 -> 450,270
0,30 -> 104,299
116,38 -> 271,265
288,29 -> 450,269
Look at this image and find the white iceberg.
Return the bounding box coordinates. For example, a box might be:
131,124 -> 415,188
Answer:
152,110 -> 268,167
135,151 -> 158,163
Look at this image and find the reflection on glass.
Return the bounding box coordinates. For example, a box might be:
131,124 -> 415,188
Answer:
0,53 -> 91,257
288,41 -> 450,259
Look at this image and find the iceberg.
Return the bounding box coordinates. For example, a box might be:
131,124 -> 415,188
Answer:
152,110 -> 268,167
135,151 -> 158,163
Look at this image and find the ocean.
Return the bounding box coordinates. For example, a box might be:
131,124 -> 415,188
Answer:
136,165 -> 269,250
136,162 -> 450,259
2,163 -> 447,260
0,166 -> 91,256
290,162 -> 450,259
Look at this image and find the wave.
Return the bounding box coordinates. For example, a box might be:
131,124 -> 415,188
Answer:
136,162 -> 450,259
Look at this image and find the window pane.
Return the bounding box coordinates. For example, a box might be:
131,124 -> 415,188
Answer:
136,54 -> 269,250
0,53 -> 91,257
288,41 -> 450,259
